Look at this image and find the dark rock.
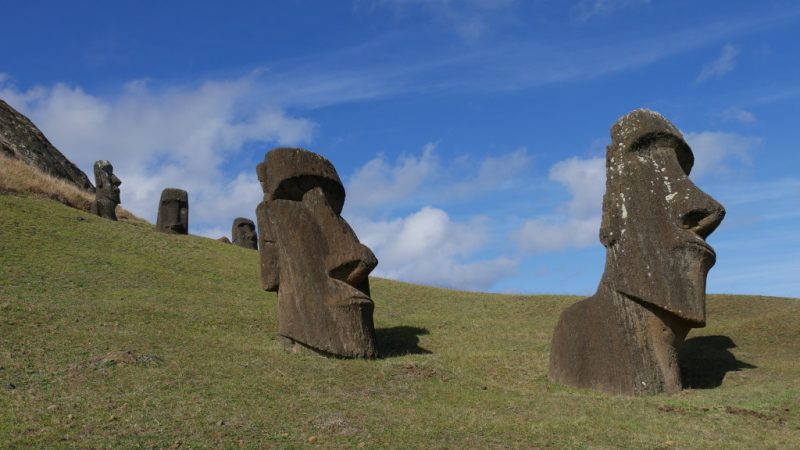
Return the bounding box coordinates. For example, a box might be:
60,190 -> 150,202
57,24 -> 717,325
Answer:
549,109 -> 725,395
231,217 -> 257,250
0,99 -> 94,192
156,188 -> 188,234
90,160 -> 121,220
217,236 -> 232,244
256,148 -> 378,358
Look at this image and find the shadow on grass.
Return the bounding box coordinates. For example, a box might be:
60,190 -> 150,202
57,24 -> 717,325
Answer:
377,326 -> 432,358
679,335 -> 756,389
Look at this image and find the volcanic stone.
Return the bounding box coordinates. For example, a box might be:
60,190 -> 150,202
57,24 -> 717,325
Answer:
256,148 -> 378,358
156,188 -> 189,235
548,109 -> 726,395
0,99 -> 93,192
90,160 -> 121,220
231,217 -> 258,250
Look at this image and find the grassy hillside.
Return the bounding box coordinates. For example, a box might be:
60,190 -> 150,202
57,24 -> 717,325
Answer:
1,194 -> 798,449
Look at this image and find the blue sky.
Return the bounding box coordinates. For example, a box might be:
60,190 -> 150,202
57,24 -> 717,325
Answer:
1,0 -> 799,297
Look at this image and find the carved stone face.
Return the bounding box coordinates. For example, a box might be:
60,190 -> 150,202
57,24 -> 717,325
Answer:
231,217 -> 257,250
92,160 -> 121,220
94,160 -> 121,204
600,110 -> 725,325
156,188 -> 189,235
256,148 -> 378,358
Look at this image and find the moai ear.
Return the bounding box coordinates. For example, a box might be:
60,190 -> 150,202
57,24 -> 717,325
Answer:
256,201 -> 279,291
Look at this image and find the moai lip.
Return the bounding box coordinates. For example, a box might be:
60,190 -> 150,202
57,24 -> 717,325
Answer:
256,148 -> 378,358
548,109 -> 725,395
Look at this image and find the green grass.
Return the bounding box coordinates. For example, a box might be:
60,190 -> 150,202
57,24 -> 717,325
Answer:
1,194 -> 798,449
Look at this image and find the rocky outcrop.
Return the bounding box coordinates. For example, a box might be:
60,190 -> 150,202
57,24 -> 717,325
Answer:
0,100 -> 94,192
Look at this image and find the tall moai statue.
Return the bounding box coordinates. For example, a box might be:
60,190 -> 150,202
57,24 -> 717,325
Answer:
549,109 -> 725,395
156,188 -> 189,235
90,160 -> 122,220
255,148 -> 379,358
231,217 -> 258,250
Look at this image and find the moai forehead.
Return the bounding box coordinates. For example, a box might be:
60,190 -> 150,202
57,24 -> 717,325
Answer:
607,109 -> 694,175
261,147 -> 346,214
160,188 -> 188,203
93,160 -> 113,178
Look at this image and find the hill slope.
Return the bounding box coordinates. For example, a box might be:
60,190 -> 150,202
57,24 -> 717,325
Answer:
1,194 -> 798,448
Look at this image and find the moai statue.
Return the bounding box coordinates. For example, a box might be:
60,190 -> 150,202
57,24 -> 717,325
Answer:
256,148 -> 378,358
217,236 -> 232,244
156,188 -> 189,235
231,217 -> 258,250
549,109 -> 725,395
90,160 -> 121,220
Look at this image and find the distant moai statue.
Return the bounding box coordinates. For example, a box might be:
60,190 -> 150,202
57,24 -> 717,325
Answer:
156,188 -> 189,235
217,236 -> 232,244
231,217 -> 258,250
549,109 -> 725,395
90,160 -> 121,220
256,148 -> 379,358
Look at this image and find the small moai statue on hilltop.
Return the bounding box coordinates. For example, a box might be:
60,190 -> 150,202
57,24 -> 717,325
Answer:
256,148 -> 379,358
90,160 -> 122,220
548,109 -> 725,395
156,188 -> 189,235
231,217 -> 258,250
217,236 -> 232,244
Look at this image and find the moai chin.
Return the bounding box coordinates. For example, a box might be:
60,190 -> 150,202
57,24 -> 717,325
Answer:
255,147 -> 378,358
91,160 -> 121,220
231,217 -> 258,250
548,109 -> 725,395
156,188 -> 189,235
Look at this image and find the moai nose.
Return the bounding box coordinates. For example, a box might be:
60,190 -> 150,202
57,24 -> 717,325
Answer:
678,188 -> 725,239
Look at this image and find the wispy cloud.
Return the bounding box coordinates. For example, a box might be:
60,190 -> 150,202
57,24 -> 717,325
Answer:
572,0 -> 651,22
684,131 -> 760,177
360,0 -> 517,39
718,106 -> 757,124
696,43 -> 740,83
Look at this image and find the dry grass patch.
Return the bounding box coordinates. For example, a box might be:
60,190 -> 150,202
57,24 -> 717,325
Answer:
0,154 -> 144,223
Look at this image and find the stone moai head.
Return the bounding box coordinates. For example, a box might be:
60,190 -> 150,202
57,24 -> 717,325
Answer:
231,217 -> 258,250
599,109 -> 725,324
549,109 -> 726,395
156,188 -> 189,235
255,147 -> 378,358
92,160 -> 121,220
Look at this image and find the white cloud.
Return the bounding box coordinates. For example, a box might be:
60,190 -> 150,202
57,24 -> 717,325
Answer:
685,131 -> 760,177
347,142 -> 439,208
514,156 -> 605,252
696,44 -> 739,83
572,0 -> 651,22
549,156 -> 605,218
719,106 -> 757,124
0,74 -> 315,230
350,206 -> 516,290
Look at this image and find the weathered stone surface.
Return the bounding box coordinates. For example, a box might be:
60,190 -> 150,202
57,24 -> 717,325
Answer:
0,99 -> 94,192
256,147 -> 378,358
217,236 -> 232,244
231,217 -> 258,250
156,188 -> 189,235
549,109 -> 725,395
90,160 -> 121,220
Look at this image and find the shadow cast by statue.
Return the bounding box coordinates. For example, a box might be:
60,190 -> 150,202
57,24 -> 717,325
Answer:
376,326 -> 432,358
679,335 -> 756,389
